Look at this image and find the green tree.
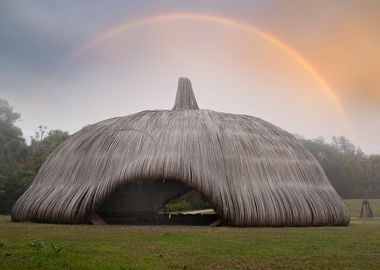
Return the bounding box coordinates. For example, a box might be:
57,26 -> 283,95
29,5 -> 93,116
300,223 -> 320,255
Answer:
0,99 -> 29,213
0,169 -> 34,213
0,99 -> 70,213
298,135 -> 380,198
29,126 -> 69,172
0,99 -> 27,175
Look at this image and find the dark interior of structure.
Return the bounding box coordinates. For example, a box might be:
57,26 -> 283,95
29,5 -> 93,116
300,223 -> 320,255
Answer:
96,179 -> 220,225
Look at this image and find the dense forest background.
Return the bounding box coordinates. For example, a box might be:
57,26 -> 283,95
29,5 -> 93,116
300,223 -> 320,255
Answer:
0,98 -> 379,214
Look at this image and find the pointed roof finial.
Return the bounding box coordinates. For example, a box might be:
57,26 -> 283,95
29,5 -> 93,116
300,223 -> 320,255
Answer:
172,77 -> 200,111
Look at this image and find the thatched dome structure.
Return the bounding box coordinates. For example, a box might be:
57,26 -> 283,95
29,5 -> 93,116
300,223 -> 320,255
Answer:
11,78 -> 349,226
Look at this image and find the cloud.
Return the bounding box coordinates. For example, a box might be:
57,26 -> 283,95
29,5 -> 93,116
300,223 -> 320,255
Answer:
0,0 -> 379,153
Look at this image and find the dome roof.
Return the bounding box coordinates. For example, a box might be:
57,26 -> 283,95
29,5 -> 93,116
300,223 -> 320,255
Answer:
11,78 -> 349,226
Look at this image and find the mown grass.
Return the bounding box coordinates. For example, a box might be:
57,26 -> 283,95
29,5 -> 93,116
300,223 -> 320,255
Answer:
0,199 -> 379,270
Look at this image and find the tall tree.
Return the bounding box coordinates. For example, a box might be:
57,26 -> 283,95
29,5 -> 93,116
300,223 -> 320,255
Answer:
0,99 -> 70,213
0,99 -> 29,213
298,135 -> 380,198
29,126 -> 69,172
0,99 -> 27,174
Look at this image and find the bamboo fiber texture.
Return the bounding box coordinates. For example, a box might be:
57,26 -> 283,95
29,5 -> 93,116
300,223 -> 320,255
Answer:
11,78 -> 350,226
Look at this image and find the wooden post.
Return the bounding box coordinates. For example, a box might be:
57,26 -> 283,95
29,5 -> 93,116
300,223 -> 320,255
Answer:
360,199 -> 373,218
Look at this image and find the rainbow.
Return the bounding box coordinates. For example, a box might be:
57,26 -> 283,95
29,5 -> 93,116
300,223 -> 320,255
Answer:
71,13 -> 353,134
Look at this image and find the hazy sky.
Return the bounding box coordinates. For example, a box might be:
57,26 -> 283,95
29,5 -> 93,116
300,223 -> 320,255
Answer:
1,0 -> 379,153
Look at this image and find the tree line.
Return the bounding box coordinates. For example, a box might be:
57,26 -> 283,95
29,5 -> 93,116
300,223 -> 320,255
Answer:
0,99 -> 68,213
0,98 -> 379,214
296,135 -> 380,198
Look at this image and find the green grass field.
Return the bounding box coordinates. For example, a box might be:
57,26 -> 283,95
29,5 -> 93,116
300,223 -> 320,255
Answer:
1,199 -> 379,270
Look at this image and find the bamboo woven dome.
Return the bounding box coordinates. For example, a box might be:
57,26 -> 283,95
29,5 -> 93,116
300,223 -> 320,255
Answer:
11,78 -> 350,226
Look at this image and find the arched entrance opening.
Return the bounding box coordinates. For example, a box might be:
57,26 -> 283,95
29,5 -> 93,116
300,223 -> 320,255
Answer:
95,179 -> 220,225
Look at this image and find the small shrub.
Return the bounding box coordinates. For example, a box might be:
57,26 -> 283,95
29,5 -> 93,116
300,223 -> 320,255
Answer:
30,240 -> 46,252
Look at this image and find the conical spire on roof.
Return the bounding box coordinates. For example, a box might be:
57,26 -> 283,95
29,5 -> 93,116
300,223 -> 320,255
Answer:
172,77 -> 199,111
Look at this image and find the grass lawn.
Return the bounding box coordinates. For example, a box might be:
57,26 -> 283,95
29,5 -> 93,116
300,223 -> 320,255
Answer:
0,199 -> 379,270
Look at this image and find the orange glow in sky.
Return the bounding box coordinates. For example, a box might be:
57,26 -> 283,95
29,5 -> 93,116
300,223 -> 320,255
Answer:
2,2 -> 379,153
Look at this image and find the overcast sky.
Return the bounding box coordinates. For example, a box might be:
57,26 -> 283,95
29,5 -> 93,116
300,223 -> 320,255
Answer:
1,0 -> 379,153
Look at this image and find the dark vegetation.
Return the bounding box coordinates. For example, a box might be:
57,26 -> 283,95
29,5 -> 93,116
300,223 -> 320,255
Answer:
0,98 -> 379,214
296,135 -> 380,198
0,99 -> 68,213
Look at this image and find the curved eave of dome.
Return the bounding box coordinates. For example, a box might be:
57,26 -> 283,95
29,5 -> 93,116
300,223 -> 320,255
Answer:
10,78 -> 350,226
